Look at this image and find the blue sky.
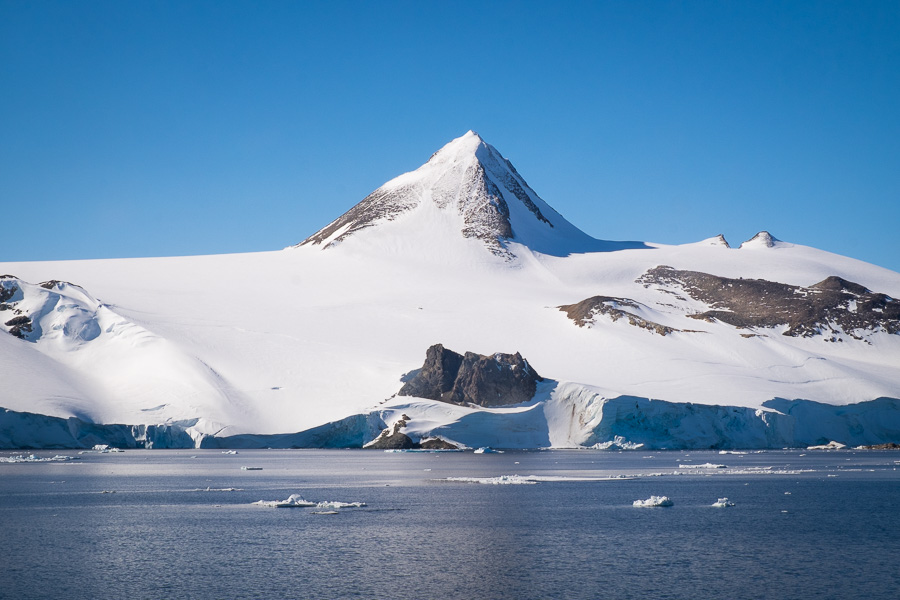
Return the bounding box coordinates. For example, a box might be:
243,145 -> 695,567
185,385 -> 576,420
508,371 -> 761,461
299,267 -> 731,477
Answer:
2,1 -> 899,272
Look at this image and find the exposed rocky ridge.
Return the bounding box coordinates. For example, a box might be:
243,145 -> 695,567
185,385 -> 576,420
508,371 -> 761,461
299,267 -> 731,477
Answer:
638,266 -> 900,339
298,183 -> 422,248
399,343 -> 543,407
558,296 -> 680,335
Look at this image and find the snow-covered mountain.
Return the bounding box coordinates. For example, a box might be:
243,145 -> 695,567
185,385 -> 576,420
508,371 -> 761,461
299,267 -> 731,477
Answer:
296,130 -> 645,258
2,131 -> 899,449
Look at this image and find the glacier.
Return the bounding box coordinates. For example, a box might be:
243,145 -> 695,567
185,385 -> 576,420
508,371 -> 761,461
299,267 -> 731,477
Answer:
1,131 -> 899,450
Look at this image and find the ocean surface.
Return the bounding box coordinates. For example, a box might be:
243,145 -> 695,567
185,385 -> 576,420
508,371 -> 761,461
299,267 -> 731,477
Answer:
2,448 -> 899,600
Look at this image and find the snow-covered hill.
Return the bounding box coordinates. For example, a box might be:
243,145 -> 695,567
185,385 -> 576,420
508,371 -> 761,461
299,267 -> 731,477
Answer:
2,132 -> 899,449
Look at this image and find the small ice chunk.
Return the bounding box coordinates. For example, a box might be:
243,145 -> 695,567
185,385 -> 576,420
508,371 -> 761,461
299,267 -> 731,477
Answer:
679,463 -> 727,469
222,450 -> 239,455
241,466 -> 263,470
591,436 -> 644,450
711,498 -> 735,507
315,501 -> 366,509
633,495 -> 673,507
473,447 -> 502,454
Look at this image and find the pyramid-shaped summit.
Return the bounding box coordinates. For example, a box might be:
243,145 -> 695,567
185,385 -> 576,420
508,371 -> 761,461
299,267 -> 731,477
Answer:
297,131 -> 616,257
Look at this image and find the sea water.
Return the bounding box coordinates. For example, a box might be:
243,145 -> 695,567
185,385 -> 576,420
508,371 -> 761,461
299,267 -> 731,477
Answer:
1,449 -> 898,600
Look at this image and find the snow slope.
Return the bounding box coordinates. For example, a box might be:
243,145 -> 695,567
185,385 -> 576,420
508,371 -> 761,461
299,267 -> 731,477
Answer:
1,132 -> 899,448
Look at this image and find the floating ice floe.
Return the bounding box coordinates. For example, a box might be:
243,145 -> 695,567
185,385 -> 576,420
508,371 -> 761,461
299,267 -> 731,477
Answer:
0,454 -> 78,463
315,501 -> 366,509
441,474 -> 629,485
253,494 -> 366,509
711,498 -> 735,507
222,450 -> 239,455
241,466 -> 263,470
79,446 -> 125,454
718,451 -> 746,455
443,475 -> 538,485
633,496 -> 674,507
807,441 -> 847,450
473,447 -> 502,454
679,463 -> 727,469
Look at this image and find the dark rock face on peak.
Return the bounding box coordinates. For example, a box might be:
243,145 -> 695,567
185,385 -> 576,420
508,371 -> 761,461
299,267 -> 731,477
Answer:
741,231 -> 779,248
399,343 -> 543,407
398,344 -> 464,399
638,266 -> 900,339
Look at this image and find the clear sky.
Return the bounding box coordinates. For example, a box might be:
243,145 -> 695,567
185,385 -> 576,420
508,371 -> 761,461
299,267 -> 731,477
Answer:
2,1 -> 898,272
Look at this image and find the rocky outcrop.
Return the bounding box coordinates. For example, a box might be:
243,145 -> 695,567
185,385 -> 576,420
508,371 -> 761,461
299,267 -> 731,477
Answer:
638,266 -> 900,339
418,437 -> 460,450
857,443 -> 900,450
4,315 -> 32,339
364,414 -> 461,450
399,343 -> 542,407
366,415 -> 417,449
558,296 -> 680,335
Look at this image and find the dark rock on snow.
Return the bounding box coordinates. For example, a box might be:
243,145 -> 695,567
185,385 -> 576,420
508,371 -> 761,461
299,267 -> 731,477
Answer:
4,315 -> 32,339
558,296 -> 680,335
638,266 -> 900,339
399,343 -> 542,407
366,416 -> 418,450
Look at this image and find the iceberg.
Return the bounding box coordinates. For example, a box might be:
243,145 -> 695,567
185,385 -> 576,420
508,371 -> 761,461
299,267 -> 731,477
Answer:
253,494 -> 317,508
711,498 -> 735,507
253,495 -> 366,509
807,441 -> 847,450
678,463 -> 727,469
633,495 -> 674,507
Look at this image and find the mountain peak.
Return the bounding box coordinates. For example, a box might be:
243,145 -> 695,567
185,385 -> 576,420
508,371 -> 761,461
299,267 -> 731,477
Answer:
740,231 -> 781,249
295,131 -> 619,258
